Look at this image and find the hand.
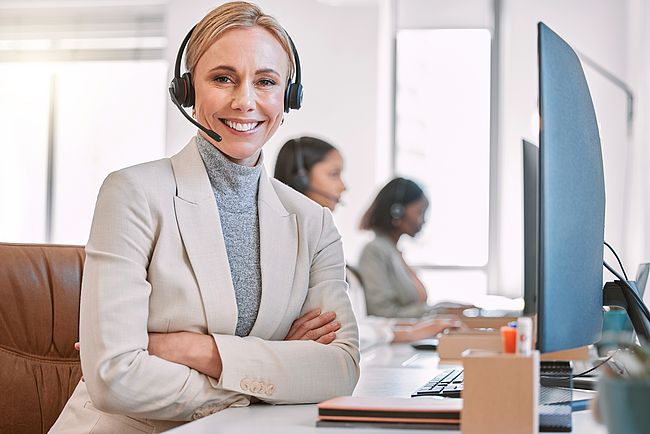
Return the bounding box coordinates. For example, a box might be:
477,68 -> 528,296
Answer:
148,332 -> 222,379
393,317 -> 463,343
446,305 -> 477,315
74,342 -> 84,381
284,308 -> 341,344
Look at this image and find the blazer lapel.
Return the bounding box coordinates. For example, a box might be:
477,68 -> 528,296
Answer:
250,167 -> 298,339
170,138 -> 237,335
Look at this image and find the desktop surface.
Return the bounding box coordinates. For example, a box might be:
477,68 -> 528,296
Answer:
167,344 -> 606,434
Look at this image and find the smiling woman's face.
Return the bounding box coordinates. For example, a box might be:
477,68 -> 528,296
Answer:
193,26 -> 289,166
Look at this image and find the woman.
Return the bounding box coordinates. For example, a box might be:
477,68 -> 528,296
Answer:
50,3 -> 359,433
274,138 -> 459,349
273,136 -> 346,211
358,178 -> 435,318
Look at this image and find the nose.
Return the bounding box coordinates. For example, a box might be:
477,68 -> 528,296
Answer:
231,82 -> 255,111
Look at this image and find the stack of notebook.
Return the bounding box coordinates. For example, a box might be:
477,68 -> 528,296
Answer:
317,396 -> 461,430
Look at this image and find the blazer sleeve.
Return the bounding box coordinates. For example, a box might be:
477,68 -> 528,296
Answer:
80,171 -> 249,421
358,243 -> 430,318
211,208 -> 360,404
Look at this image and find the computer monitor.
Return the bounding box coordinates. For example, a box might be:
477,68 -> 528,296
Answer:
636,263 -> 650,298
537,22 -> 605,353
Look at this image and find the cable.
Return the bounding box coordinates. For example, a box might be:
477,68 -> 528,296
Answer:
540,354 -> 615,380
604,240 -> 629,280
573,354 -> 614,378
604,260 -> 650,322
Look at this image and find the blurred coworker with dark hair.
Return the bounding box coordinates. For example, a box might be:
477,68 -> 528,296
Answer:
275,140 -> 459,348
358,178 -> 434,318
273,136 -> 345,211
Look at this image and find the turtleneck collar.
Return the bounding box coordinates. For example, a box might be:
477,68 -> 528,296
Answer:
196,134 -> 263,212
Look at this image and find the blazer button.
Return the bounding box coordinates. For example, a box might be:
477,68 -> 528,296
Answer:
240,378 -> 251,391
251,381 -> 263,393
266,384 -> 275,396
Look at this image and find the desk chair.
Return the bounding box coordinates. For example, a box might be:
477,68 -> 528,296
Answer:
0,243 -> 84,434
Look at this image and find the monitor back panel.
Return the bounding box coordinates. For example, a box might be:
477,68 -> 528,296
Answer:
538,22 -> 605,353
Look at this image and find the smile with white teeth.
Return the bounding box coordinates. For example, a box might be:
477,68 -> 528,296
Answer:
222,119 -> 260,132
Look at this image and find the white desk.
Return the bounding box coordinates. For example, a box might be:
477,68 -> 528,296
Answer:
168,344 -> 607,434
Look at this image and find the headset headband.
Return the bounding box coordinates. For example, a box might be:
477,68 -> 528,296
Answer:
170,24 -> 303,112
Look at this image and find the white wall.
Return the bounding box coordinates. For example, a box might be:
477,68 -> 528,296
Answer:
164,0 -> 388,263
498,0 -> 650,296
625,0 -> 650,306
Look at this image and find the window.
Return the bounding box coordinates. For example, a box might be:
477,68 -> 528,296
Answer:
0,2 -> 167,245
394,29 -> 492,304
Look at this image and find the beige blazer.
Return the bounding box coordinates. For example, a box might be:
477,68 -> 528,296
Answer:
49,138 -> 360,434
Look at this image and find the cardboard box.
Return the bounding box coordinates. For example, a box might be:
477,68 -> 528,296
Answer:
540,345 -> 590,361
460,315 -> 518,330
461,350 -> 540,434
437,329 -> 502,360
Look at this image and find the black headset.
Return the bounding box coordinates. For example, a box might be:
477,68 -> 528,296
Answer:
390,178 -> 407,220
169,24 -> 304,143
291,138 -> 310,193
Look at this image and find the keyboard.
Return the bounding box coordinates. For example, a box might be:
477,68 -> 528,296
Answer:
412,364 -> 583,431
411,362 -> 584,401
411,368 -> 464,398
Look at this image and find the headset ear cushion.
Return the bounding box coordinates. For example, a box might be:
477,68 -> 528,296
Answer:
390,203 -> 405,220
284,84 -> 291,113
179,72 -> 195,107
171,74 -> 194,107
170,77 -> 183,104
292,170 -> 310,193
284,83 -> 303,113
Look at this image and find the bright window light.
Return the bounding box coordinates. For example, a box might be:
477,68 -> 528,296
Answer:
0,63 -> 51,243
0,61 -> 167,245
52,61 -> 167,244
395,29 -> 491,268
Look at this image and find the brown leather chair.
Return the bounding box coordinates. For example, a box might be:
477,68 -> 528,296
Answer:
0,243 -> 84,434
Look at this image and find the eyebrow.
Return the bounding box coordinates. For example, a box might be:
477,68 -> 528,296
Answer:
207,65 -> 282,77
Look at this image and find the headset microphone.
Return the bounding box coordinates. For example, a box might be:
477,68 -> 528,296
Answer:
307,187 -> 343,205
169,26 -> 222,142
168,87 -> 222,142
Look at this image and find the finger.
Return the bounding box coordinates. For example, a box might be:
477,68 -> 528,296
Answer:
305,321 -> 341,341
287,311 -> 334,340
302,321 -> 341,342
74,342 -> 80,351
316,332 -> 337,345
286,309 -> 321,339
286,308 -> 321,339
292,312 -> 336,340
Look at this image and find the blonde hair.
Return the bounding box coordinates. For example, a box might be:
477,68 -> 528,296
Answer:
186,1 -> 295,81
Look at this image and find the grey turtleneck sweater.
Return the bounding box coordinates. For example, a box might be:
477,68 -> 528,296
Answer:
196,135 -> 262,337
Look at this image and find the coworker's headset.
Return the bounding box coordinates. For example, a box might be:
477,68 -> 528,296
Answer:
390,178 -> 407,220
169,24 -> 304,142
292,138 -> 341,204
292,138 -> 310,192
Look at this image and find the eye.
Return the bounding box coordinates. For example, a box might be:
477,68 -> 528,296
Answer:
213,75 -> 233,84
258,78 -> 276,87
